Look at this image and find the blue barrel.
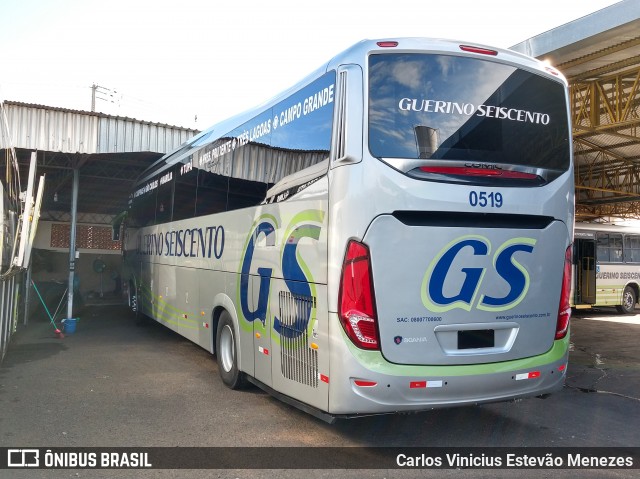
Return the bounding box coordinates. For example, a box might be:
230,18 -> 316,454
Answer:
63,318 -> 78,334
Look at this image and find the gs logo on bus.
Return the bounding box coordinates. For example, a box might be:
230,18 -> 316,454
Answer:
238,210 -> 324,339
421,235 -> 536,313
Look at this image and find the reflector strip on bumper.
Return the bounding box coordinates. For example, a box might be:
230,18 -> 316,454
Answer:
515,371 -> 540,380
410,380 -> 443,389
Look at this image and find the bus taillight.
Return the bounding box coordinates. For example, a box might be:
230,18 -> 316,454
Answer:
339,240 -> 380,350
556,245 -> 572,340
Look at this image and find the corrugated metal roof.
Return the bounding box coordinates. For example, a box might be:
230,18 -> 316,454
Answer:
0,101 -> 199,220
2,102 -> 99,153
1,101 -> 197,155
96,116 -> 193,154
511,0 -> 640,220
510,1 -> 640,68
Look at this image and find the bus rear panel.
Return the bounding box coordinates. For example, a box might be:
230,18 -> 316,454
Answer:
325,42 -> 573,415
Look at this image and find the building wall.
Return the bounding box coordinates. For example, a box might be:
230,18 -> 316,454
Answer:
31,221 -> 123,301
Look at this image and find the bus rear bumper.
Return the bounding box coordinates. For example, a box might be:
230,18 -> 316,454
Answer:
328,324 -> 570,415
340,361 -> 566,414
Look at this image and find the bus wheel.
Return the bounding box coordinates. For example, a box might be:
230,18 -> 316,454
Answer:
216,311 -> 246,389
616,286 -> 637,315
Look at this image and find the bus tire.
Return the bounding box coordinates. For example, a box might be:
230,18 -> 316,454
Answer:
216,310 -> 246,389
616,286 -> 637,315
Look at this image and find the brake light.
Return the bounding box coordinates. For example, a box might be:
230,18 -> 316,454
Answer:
377,41 -> 398,48
419,166 -> 539,180
339,240 -> 379,350
459,45 -> 498,56
556,245 -> 572,340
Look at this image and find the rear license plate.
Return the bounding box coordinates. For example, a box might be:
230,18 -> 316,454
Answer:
458,329 -> 495,349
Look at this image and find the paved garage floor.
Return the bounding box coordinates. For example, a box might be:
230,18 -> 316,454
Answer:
0,305 -> 638,478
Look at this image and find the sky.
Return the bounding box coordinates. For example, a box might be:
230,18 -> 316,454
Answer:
0,0 -> 624,130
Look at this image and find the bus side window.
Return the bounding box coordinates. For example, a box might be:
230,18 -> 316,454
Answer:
173,162 -> 198,221
196,170 -> 228,216
597,233 -> 610,262
227,176 -> 269,210
611,233 -> 623,263
155,174 -> 173,225
598,233 -> 623,263
131,188 -> 157,227
269,73 -> 333,185
625,235 -> 640,263
227,131 -> 270,210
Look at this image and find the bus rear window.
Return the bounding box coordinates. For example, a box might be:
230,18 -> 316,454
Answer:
368,53 -> 570,171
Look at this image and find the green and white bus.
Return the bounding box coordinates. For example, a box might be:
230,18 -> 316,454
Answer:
122,38 -> 574,421
573,222 -> 640,314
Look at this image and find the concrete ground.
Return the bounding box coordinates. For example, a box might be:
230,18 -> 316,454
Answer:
0,304 -> 638,479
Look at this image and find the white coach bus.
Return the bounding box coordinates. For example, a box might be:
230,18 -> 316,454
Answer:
122,38 -> 574,422
573,222 -> 640,314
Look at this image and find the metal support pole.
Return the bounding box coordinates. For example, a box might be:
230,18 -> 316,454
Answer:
66,168 -> 79,320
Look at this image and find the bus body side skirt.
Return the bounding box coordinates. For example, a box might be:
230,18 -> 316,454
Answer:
245,376 -> 338,424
